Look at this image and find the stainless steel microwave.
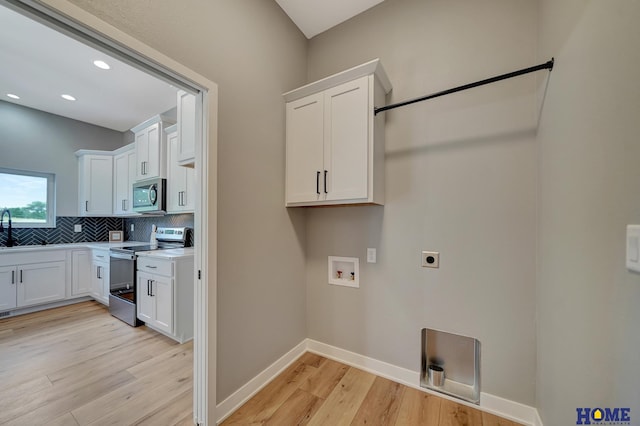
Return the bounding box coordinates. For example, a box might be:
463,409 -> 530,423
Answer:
132,178 -> 166,214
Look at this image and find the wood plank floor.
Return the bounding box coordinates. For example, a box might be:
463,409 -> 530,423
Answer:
0,301 -> 193,426
222,352 -> 524,426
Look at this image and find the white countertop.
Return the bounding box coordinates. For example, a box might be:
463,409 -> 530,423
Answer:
0,241 -> 148,253
136,248 -> 195,260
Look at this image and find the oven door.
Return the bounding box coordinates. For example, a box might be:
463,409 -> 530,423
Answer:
109,251 -> 140,326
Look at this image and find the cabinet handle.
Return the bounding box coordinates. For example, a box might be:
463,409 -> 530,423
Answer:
122,199 -> 126,211
85,201 -> 89,212
316,171 -> 320,195
324,170 -> 328,194
97,266 -> 102,279
11,270 -> 15,284
97,255 -> 105,258
20,270 -> 23,283
147,279 -> 150,296
146,265 -> 157,269
149,280 -> 154,297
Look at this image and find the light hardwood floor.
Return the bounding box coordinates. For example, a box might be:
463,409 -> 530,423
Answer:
222,352 -> 524,426
0,301 -> 193,426
1,302 -> 523,426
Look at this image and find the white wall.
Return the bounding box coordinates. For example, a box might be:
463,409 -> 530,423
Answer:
305,0 -> 538,405
537,1 -> 640,424
0,101 -> 126,216
64,0 -> 309,403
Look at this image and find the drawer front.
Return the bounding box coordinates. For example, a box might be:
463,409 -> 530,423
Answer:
92,250 -> 110,262
0,249 -> 66,267
137,256 -> 173,277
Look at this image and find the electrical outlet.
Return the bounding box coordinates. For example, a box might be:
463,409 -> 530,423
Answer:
367,248 -> 377,263
130,224 -> 135,232
74,224 -> 82,233
421,251 -> 440,268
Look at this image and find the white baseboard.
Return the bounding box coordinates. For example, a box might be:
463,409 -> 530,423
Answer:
216,339 -> 307,424
216,338 -> 543,426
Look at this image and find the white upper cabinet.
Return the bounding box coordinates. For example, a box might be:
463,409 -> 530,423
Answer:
177,90 -> 196,166
283,59 -> 392,207
113,144 -> 138,216
77,152 -> 113,216
166,125 -> 195,214
132,115 -> 172,181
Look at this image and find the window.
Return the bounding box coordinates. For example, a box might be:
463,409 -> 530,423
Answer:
0,168 -> 56,228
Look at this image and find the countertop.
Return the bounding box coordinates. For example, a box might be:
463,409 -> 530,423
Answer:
0,241 -> 148,253
136,248 -> 195,260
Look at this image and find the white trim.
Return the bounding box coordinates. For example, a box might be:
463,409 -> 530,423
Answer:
216,338 -> 543,426
215,340 -> 308,424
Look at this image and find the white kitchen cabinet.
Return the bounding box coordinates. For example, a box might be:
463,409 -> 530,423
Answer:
0,265 -> 17,311
132,115 -> 172,181
136,254 -> 194,343
77,152 -> 113,216
283,59 -> 391,207
177,90 -> 196,166
71,250 -> 92,296
166,125 -> 195,214
113,144 -> 138,216
17,261 -> 66,307
91,249 -> 110,305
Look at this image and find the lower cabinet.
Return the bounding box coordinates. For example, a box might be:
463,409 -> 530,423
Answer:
0,252 -> 66,312
71,250 -> 92,296
136,255 -> 193,343
91,249 -> 110,305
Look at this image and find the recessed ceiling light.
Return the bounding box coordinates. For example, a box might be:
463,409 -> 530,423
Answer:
61,94 -> 76,101
93,60 -> 111,70
7,93 -> 20,100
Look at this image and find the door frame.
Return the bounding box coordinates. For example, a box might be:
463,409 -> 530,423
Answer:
2,0 -> 217,424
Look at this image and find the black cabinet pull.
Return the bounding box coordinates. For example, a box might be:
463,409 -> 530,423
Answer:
149,280 -> 154,297
20,270 -> 23,283
85,201 -> 89,212
324,170 -> 328,194
147,280 -> 150,296
316,171 -> 320,195
11,270 -> 15,284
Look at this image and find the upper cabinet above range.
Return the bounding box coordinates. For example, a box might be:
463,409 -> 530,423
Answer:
283,59 -> 392,207
176,90 -> 197,166
131,115 -> 175,181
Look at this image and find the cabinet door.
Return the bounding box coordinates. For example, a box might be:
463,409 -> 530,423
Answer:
72,251 -> 92,296
79,155 -> 113,216
152,275 -> 173,334
285,92 -> 325,204
146,123 -> 161,179
177,90 -> 196,164
113,150 -> 137,215
91,261 -> 108,304
17,261 -> 66,307
0,266 -> 17,311
137,271 -> 153,323
324,76 -> 370,201
166,131 -> 183,213
183,165 -> 195,212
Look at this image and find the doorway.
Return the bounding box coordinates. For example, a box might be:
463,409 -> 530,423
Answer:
0,0 -> 216,423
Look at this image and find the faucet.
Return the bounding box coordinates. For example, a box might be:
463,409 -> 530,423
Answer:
0,208 -> 15,247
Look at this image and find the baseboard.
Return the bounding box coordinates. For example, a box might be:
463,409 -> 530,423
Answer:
216,338 -> 543,426
0,296 -> 94,318
215,339 -> 307,424
307,339 -> 542,426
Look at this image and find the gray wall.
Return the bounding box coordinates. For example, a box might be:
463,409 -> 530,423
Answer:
0,101 -> 125,216
537,1 -> 640,424
305,0 -> 538,405
65,0 -> 309,403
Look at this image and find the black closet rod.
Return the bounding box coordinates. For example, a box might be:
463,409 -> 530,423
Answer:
374,58 -> 554,115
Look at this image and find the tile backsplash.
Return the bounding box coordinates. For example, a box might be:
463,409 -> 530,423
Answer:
0,216 -> 123,246
0,213 -> 194,247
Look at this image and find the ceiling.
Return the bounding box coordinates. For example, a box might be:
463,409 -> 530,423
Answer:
275,0 -> 385,39
0,5 -> 178,132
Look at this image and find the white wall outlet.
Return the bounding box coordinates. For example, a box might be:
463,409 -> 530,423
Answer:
422,251 -> 440,268
367,248 -> 377,263
74,224 -> 82,233
626,225 -> 640,272
130,224 -> 135,232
